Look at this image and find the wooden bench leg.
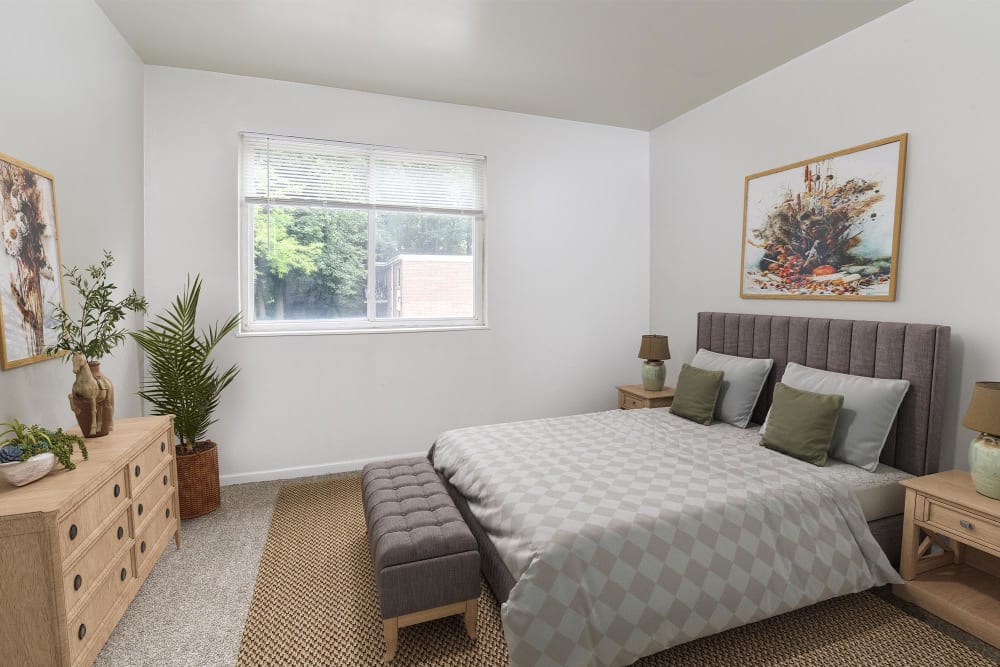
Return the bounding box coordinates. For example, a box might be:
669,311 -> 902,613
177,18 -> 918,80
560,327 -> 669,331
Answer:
464,598 -> 479,640
383,617 -> 398,663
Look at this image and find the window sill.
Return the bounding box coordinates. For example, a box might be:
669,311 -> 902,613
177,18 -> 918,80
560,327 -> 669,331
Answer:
236,324 -> 489,338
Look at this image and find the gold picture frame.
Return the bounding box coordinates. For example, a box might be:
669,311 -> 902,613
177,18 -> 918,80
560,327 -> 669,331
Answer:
0,152 -> 66,369
740,134 -> 907,301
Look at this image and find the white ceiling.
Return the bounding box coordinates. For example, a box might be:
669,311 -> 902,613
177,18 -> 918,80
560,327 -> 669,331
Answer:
97,0 -> 907,130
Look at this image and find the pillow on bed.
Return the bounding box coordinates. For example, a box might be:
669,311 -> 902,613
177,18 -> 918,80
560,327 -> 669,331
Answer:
764,362 -> 910,472
691,349 -> 773,428
761,383 -> 843,466
669,363 -> 724,425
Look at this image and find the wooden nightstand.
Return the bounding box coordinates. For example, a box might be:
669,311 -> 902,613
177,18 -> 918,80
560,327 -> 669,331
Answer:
617,385 -> 675,410
894,470 -> 1000,648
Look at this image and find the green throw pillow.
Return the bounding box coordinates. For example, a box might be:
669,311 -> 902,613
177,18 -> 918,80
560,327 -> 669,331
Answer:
670,363 -> 724,425
761,382 -> 844,466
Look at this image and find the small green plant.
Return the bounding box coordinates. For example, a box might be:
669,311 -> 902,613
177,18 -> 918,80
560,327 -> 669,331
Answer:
46,250 -> 148,361
0,420 -> 89,470
131,275 -> 240,453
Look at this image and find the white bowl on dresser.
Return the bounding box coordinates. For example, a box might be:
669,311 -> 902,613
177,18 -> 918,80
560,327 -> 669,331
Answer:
0,452 -> 58,487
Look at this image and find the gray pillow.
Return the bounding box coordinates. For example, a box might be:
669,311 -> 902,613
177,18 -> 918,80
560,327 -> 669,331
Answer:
762,362 -> 910,472
691,349 -> 773,428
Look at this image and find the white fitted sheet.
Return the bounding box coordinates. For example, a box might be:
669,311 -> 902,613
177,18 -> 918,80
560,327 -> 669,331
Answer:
816,459 -> 912,521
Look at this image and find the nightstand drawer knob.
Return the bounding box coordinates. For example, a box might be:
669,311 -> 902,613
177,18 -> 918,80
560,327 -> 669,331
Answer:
960,519 -> 974,530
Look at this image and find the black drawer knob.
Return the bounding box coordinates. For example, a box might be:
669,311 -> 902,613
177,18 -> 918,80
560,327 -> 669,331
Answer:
163,474 -> 169,486
78,624 -> 86,640
161,441 -> 166,453
134,465 -> 141,477
120,567 -> 128,581
166,508 -> 171,519
140,541 -> 147,553
69,524 -> 78,540
73,574 -> 82,591
138,503 -> 144,516
117,526 -> 124,540
114,483 -> 121,498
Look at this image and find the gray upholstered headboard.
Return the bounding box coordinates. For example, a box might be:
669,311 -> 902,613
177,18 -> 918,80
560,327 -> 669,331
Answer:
696,312 -> 950,477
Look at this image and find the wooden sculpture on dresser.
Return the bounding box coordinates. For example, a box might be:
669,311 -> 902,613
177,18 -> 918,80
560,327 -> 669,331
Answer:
69,351 -> 114,437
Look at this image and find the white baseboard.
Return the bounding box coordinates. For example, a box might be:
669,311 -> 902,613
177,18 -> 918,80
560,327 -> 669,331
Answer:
219,450 -> 429,486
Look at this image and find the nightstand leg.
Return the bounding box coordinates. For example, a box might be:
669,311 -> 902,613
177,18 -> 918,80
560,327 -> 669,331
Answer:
900,489 -> 919,579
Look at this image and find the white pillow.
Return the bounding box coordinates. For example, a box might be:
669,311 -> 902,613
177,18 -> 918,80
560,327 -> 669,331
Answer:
763,362 -> 909,472
690,349 -> 773,428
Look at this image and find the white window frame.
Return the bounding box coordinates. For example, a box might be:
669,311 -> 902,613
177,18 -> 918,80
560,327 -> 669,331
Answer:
237,133 -> 487,336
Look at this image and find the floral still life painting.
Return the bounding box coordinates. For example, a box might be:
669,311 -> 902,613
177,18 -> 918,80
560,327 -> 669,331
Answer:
740,134 -> 907,300
0,153 -> 65,369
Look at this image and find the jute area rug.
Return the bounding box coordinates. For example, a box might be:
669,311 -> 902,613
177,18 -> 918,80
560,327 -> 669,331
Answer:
238,475 -> 992,666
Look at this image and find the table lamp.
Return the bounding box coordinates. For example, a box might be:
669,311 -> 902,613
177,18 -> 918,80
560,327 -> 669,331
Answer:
638,335 -> 670,391
963,382 -> 1000,499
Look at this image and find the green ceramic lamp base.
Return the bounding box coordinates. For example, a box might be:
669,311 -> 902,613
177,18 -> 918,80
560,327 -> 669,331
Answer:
970,433 -> 1000,500
641,360 -> 666,392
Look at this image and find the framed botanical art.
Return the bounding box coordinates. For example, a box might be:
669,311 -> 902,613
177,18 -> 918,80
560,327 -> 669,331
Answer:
0,152 -> 65,369
740,134 -> 907,300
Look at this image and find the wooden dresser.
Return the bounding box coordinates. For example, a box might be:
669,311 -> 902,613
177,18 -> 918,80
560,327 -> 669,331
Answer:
0,416 -> 180,667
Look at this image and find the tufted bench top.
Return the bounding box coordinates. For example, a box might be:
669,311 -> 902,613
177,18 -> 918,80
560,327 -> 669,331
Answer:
361,457 -> 477,572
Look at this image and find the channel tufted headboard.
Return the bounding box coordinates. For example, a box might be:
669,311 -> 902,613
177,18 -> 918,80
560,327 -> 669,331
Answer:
696,312 -> 951,477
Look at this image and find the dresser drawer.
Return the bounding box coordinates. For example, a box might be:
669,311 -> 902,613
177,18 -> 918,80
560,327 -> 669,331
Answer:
62,508 -> 131,614
58,469 -> 128,561
134,493 -> 176,575
66,549 -> 133,665
128,430 -> 172,493
923,496 -> 1000,550
132,459 -> 174,533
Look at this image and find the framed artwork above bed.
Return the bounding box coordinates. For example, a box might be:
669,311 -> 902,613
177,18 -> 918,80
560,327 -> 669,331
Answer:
740,134 -> 907,301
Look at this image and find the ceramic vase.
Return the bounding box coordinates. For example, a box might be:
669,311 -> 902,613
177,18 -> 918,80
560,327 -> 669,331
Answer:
970,434 -> 1000,499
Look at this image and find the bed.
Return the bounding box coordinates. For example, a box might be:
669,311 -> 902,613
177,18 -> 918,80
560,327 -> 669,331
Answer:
430,312 -> 951,667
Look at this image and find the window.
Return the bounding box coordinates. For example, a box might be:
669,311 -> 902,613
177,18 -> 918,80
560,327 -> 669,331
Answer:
239,133 -> 485,334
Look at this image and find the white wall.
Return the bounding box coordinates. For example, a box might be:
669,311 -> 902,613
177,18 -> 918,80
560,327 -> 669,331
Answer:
144,67 -> 650,483
0,1 -> 144,428
650,0 -> 999,472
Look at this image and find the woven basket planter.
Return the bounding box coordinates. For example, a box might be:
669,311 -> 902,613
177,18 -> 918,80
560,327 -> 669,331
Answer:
176,441 -> 221,519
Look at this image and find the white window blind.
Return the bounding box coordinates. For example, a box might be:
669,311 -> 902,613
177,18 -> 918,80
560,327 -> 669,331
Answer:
241,133 -> 485,215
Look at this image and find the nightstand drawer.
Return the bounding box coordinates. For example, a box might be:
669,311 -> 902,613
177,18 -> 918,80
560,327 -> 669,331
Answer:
923,496 -> 1000,550
620,393 -> 646,409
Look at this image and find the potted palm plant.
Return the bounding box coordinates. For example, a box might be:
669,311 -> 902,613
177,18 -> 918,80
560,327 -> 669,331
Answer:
130,275 -> 240,518
47,251 -> 148,437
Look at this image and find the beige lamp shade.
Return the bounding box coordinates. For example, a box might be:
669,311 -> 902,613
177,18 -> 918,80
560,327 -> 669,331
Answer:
963,382 -> 1000,436
638,335 -> 670,361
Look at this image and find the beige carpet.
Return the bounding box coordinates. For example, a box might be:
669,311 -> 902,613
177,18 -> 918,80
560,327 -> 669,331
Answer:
238,475 -> 996,666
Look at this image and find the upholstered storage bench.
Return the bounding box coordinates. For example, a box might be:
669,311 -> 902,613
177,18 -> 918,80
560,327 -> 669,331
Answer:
361,457 -> 480,662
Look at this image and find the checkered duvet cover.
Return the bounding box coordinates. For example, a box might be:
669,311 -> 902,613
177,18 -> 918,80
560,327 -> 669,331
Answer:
432,408 -> 901,667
